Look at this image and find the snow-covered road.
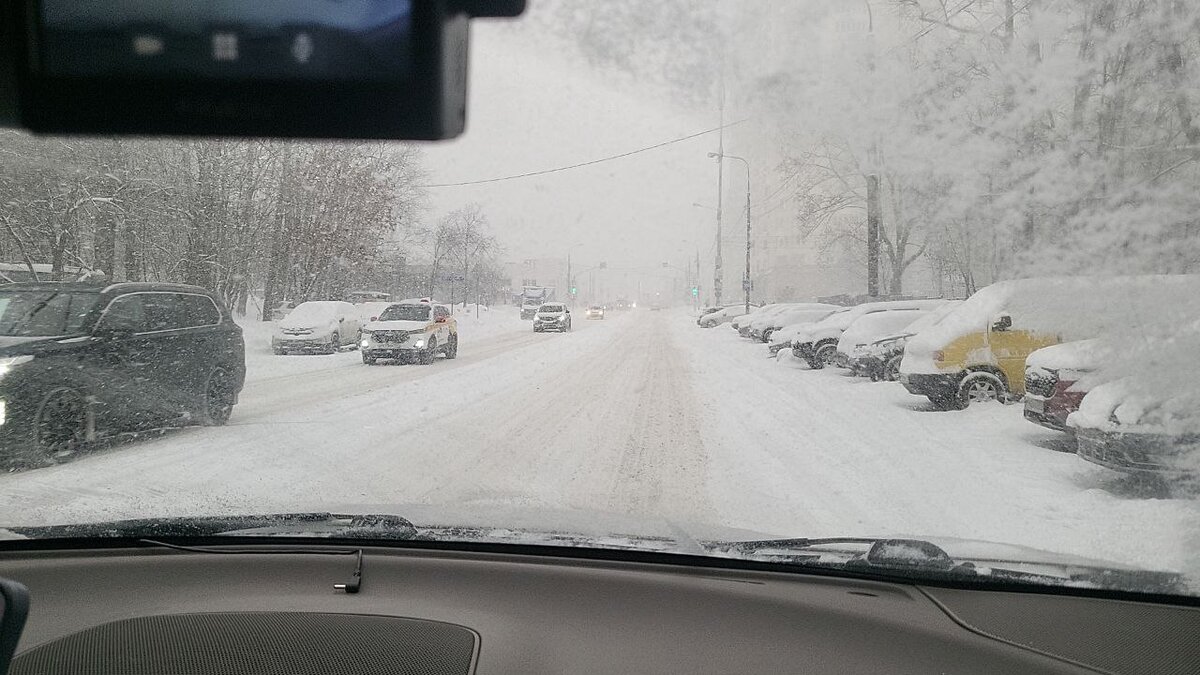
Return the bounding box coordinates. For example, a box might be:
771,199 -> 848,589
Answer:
2,309 -> 1197,580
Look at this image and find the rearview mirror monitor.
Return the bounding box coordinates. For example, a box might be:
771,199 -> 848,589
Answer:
0,0 -> 526,139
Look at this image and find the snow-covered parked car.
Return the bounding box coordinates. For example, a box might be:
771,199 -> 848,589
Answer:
853,301 -> 963,381
899,276 -> 1200,410
699,305 -> 749,328
731,304 -> 775,335
360,301 -> 458,364
736,304 -> 788,337
763,307 -> 842,349
793,299 -> 948,369
1071,370 -> 1200,485
749,303 -> 838,341
1024,339 -> 1109,433
835,307 -> 940,373
272,300 -> 361,355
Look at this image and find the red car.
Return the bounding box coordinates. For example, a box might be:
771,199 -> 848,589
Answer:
1023,340 -> 1105,432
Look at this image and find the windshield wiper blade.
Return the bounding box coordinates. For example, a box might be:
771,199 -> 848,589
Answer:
3,512 -> 420,541
710,537 -> 977,575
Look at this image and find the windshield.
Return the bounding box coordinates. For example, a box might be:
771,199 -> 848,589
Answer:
379,305 -> 430,322
3,0 -> 1200,601
0,291 -> 98,336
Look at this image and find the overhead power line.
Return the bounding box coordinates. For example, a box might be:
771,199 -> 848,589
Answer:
419,119 -> 748,188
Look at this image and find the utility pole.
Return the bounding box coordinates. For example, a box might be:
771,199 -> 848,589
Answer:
864,0 -> 881,298
867,174 -> 881,297
713,85 -> 725,306
742,163 -> 751,313
566,250 -> 572,306
695,248 -> 701,310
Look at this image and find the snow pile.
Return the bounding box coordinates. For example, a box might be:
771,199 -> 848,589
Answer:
903,276 -> 1200,374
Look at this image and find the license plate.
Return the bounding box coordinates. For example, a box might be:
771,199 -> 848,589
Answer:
1026,398 -> 1045,414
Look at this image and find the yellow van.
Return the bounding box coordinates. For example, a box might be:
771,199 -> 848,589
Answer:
898,276 -> 1200,410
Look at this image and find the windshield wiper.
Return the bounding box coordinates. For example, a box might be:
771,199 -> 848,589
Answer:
2,512 -> 420,541
710,537 -> 975,574
706,537 -> 1186,594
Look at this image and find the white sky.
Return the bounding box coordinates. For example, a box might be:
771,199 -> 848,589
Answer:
417,20 -> 723,298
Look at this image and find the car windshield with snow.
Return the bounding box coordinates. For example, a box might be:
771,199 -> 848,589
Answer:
3,0 -> 1200,618
379,305 -> 430,322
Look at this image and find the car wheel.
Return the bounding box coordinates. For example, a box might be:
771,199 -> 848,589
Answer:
957,371 -> 1006,408
200,368 -> 236,426
882,356 -> 903,382
328,332 -> 341,354
445,335 -> 458,359
761,329 -> 775,343
420,338 -> 437,365
34,387 -> 91,458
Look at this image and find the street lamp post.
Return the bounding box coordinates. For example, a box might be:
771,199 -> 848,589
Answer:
709,152 -> 751,313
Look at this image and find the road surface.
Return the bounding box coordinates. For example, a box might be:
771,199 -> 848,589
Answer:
2,309 -> 1198,582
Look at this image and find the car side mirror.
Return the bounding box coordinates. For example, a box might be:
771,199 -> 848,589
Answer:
991,315 -> 1012,332
436,317 -> 447,323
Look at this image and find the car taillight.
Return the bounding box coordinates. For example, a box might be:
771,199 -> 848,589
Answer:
932,350 -> 945,362
370,316 -> 378,321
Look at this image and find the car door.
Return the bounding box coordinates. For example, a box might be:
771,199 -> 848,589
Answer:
89,293 -> 162,429
987,314 -> 1059,395
136,293 -> 210,421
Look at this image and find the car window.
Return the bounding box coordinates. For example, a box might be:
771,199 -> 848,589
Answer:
0,291 -> 98,336
97,294 -> 148,333
176,294 -> 221,328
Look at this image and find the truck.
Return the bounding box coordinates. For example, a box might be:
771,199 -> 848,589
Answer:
519,286 -> 556,320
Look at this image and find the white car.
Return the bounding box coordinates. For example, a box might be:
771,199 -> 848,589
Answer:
836,308 -> 939,373
757,304 -> 840,343
355,301 -> 396,326
533,302 -> 572,332
793,300 -> 949,369
360,301 -> 458,365
698,305 -> 749,328
272,300 -> 361,355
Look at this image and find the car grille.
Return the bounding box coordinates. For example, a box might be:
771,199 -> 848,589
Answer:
1025,369 -> 1057,398
372,330 -> 409,342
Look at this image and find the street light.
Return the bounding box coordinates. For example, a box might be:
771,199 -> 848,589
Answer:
566,242 -> 584,305
709,152 -> 751,314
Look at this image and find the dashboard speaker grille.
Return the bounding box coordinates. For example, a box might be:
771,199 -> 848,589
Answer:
11,612 -> 478,675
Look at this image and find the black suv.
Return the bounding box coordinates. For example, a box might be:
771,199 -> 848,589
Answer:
0,282 -> 246,463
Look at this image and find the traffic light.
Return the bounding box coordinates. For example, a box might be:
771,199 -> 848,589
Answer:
570,286 -> 577,295
691,286 -> 699,297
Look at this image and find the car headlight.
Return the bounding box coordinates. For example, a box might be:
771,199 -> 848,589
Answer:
0,355 -> 33,379
0,400 -> 6,426
360,339 -> 370,348
413,339 -> 425,349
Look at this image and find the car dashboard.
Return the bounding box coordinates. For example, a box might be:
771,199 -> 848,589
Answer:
2,543 -> 1198,674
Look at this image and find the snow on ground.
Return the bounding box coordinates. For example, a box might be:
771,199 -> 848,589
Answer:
1,307 -> 1197,584
672,316 -> 1200,580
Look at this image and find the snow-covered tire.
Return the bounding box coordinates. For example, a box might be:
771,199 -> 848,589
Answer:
420,339 -> 437,365
326,333 -> 340,355
34,387 -> 92,459
957,371 -> 1006,408
882,355 -> 903,382
445,335 -> 458,360
199,367 -> 236,426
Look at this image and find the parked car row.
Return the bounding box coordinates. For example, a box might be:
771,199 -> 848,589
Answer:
708,275 -> 1200,493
